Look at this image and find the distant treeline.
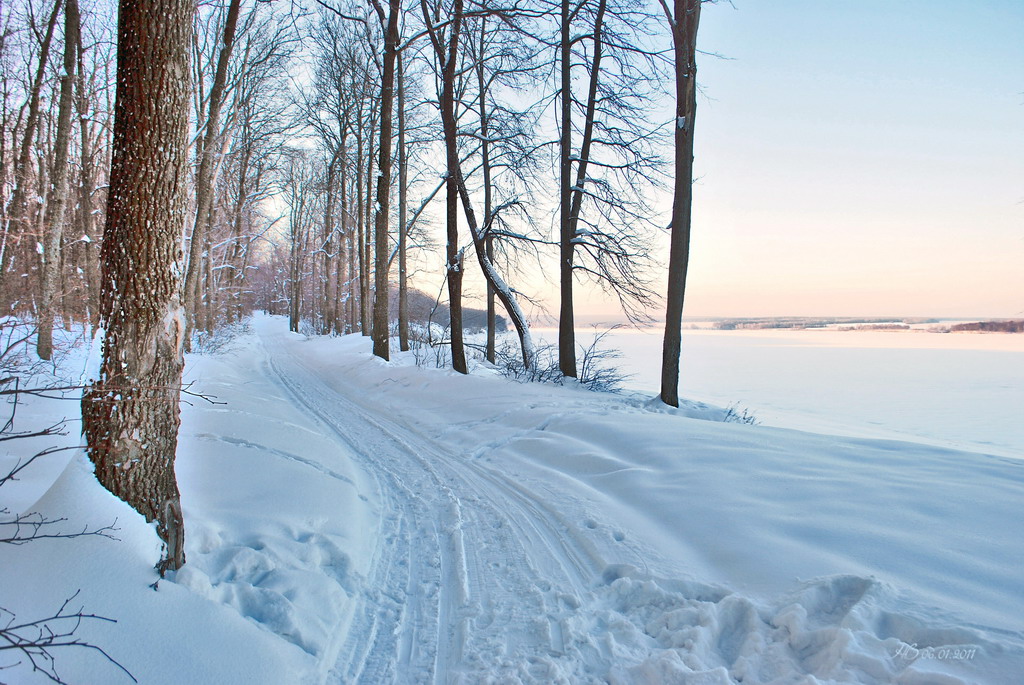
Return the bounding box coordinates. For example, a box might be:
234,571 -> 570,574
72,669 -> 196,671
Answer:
396,287 -> 508,333
713,317 -> 937,331
947,320 -> 1024,333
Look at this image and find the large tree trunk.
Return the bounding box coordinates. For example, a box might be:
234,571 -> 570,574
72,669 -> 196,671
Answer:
660,0 -> 701,407
182,0 -> 242,349
81,0 -> 194,575
370,0 -> 401,360
38,0 -> 81,360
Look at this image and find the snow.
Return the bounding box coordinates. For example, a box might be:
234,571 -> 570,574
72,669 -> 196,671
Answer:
2,315 -> 1021,684
592,327 -> 1024,459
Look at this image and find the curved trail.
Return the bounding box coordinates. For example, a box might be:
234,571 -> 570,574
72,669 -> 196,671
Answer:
258,326 -> 613,683
169,319 -> 1024,685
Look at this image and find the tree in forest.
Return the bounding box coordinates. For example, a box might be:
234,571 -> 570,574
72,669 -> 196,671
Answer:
658,0 -> 700,407
37,0 -> 80,360
282,149 -> 322,333
81,0 -> 194,574
422,0 -> 537,370
551,0 -> 665,378
369,0 -> 401,360
463,10 -> 543,363
1,0 -> 62,308
421,0 -> 469,373
192,5 -> 296,333
182,0 -> 243,349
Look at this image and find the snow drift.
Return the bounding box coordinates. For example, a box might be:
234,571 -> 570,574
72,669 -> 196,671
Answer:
2,314 -> 1021,684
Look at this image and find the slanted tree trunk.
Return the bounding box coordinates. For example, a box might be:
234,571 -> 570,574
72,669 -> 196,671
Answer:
182,0 -> 242,350
660,0 -> 701,407
456,176 -> 535,369
81,0 -> 194,574
370,0 -> 401,360
566,0 -> 606,263
38,0 -> 81,360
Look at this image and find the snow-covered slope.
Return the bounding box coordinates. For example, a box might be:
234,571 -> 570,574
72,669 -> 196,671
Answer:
2,314 -> 1021,684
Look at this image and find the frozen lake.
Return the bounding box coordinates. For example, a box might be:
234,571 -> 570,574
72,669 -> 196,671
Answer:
550,327 -> 1024,459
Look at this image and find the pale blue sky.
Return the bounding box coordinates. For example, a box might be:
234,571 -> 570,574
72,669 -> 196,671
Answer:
675,0 -> 1024,317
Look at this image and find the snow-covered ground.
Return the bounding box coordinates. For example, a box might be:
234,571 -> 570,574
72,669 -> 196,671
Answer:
2,314 -> 1022,684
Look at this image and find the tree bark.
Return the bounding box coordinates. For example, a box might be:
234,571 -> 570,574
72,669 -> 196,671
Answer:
76,27 -> 102,333
81,0 -> 194,574
557,0 -> 576,377
660,0 -> 701,407
363,113 -> 376,337
354,119 -> 367,334
370,0 -> 401,360
335,129 -> 349,333
397,51 -> 410,351
38,0 -> 81,360
323,150 -> 339,333
476,18 -> 497,364
424,0 -> 468,373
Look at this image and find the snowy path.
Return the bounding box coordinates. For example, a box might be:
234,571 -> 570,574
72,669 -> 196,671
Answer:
260,323 -> 616,682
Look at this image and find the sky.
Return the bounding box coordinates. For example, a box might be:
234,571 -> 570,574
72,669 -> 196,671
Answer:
537,0 -> 1021,323
663,0 -> 1024,320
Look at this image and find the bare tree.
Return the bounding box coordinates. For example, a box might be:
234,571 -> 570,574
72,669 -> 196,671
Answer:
183,0 -> 243,349
551,0 -> 665,377
421,0 -> 469,373
368,0 -> 401,360
1,0 -> 61,305
81,0 -> 194,574
37,0 -> 81,360
658,0 -> 700,407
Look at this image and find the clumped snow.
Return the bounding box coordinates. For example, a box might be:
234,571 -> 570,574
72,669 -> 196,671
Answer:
2,314 -> 1021,684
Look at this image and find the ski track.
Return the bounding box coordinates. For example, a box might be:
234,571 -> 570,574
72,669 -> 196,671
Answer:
258,328 -> 616,683
243,325 -> 1021,685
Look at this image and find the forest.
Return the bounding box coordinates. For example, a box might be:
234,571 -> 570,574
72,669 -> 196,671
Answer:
0,0 -> 699,393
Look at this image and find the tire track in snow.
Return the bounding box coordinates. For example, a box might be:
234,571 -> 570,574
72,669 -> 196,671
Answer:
258,329 -> 623,682
262,342 -> 456,683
